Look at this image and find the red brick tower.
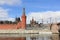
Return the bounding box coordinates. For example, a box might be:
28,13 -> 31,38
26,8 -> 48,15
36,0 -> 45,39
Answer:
21,8 -> 26,29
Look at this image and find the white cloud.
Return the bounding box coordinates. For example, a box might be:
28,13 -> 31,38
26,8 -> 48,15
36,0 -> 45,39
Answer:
0,7 -> 8,18
27,11 -> 60,24
0,0 -> 21,6
0,7 -> 15,21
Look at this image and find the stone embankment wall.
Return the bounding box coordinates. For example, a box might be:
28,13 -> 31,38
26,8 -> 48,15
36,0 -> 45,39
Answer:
51,23 -> 59,33
0,29 -> 52,34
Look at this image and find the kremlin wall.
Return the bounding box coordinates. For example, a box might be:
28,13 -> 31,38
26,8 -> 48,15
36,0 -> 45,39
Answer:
0,8 -> 26,29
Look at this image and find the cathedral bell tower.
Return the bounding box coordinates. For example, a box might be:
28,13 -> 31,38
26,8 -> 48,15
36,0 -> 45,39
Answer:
21,8 -> 26,29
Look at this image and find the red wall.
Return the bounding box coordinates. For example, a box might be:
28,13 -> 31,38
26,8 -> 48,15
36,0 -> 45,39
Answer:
0,22 -> 22,29
16,22 -> 21,29
0,24 -> 16,29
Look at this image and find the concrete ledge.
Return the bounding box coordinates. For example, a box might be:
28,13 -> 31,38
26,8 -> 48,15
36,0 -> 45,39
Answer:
39,32 -> 52,34
0,29 -> 52,34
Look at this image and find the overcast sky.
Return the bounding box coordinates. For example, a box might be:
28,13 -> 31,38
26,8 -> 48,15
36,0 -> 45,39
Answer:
0,0 -> 60,24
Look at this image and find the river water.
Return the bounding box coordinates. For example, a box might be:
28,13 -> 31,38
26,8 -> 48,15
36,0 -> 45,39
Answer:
0,34 -> 59,40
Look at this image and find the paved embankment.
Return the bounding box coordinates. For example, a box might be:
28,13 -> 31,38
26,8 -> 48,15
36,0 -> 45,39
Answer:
0,29 -> 52,34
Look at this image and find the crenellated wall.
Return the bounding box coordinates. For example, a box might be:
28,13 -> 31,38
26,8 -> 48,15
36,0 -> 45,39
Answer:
0,24 -> 16,29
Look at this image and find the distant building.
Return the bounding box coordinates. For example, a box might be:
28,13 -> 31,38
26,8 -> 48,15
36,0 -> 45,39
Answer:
30,18 -> 47,28
30,18 -> 40,27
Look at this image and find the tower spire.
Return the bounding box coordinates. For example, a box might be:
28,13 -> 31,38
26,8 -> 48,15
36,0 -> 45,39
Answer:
23,8 -> 25,15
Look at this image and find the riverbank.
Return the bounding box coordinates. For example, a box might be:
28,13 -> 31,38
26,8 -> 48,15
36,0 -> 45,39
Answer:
0,29 -> 59,34
0,29 -> 52,34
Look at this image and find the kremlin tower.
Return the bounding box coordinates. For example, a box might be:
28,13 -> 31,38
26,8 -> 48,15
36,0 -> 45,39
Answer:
21,8 -> 26,29
17,8 -> 26,29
